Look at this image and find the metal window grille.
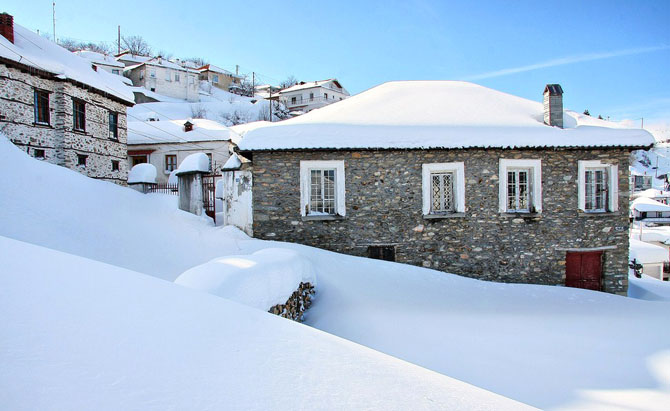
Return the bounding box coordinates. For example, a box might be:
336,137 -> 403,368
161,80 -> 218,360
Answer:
507,169 -> 530,211
430,172 -> 454,213
309,169 -> 336,214
585,168 -> 608,211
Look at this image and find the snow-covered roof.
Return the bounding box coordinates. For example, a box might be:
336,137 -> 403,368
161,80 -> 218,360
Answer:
229,121 -> 272,137
123,56 -> 199,73
630,238 -> 669,264
632,197 -> 670,213
222,153 -> 243,170
198,64 -> 240,77
127,119 -> 240,145
280,79 -> 346,94
239,81 -> 655,151
632,188 -> 670,200
115,52 -> 152,65
74,50 -> 124,68
0,24 -> 134,104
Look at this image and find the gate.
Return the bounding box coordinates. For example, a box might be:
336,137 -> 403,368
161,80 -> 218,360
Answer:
202,174 -> 217,222
565,251 -> 603,291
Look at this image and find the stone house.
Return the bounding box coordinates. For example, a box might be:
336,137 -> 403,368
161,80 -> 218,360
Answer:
237,81 -> 654,294
123,55 -> 199,102
198,64 -> 242,92
279,79 -> 349,115
127,118 -> 239,183
0,13 -> 135,184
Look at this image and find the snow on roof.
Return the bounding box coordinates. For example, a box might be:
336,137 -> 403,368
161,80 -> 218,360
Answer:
630,238 -> 669,264
198,64 -> 239,77
280,79 -> 346,94
175,248 -> 316,311
229,120 -> 272,137
239,81 -> 655,151
74,50 -> 124,68
632,188 -> 670,200
127,119 -> 240,145
128,163 -> 157,184
631,197 -> 670,212
123,56 -> 198,73
222,153 -> 242,170
115,52 -> 152,64
0,24 -> 134,104
176,152 -> 210,175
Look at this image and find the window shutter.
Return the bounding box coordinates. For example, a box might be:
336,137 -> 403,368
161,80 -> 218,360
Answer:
608,165 -> 619,212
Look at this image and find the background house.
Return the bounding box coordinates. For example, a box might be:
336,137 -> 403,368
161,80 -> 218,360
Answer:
198,64 -> 242,92
123,56 -> 199,102
74,50 -> 125,76
0,13 -> 134,184
279,79 -> 349,115
127,118 -> 239,183
238,81 -> 654,294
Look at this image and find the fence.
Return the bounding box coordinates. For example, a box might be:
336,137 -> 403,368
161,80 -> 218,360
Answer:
146,183 -> 179,195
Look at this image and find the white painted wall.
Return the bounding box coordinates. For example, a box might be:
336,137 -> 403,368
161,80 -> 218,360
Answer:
220,170 -> 253,236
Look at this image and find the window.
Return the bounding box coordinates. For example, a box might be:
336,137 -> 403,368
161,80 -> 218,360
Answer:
150,69 -> 156,78
34,89 -> 50,125
212,74 -> 219,83
73,99 -> 86,132
77,154 -> 87,167
189,76 -> 195,85
499,159 -> 542,213
300,160 -> 346,217
131,155 -> 147,166
165,70 -> 171,81
165,154 -> 177,172
578,160 -> 618,213
291,97 -> 297,105
150,88 -> 156,92
33,148 -> 45,159
112,69 -> 120,75
310,92 -> 314,101
368,245 -> 396,261
324,92 -> 328,100
206,153 -> 213,172
109,112 -> 119,139
422,162 -> 465,215
175,74 -> 180,82
111,160 -> 120,171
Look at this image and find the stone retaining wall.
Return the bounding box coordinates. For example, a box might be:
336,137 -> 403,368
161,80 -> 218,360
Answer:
268,282 -> 315,322
251,148 -> 632,294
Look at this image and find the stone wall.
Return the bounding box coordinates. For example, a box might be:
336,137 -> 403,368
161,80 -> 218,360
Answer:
0,63 -> 130,184
251,148 -> 633,294
268,282 -> 315,322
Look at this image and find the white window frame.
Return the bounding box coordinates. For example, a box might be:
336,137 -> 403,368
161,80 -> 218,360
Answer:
150,69 -> 156,78
212,74 -> 219,83
175,73 -> 180,82
300,160 -> 346,217
422,162 -> 465,215
578,160 -> 618,212
499,159 -> 542,213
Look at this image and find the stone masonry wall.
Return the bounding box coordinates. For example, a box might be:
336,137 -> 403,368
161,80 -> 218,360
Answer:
0,63 -> 129,184
252,148 -> 632,294
268,282 -> 315,322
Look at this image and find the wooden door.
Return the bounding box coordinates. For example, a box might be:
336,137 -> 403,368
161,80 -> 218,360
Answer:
565,251 -> 603,290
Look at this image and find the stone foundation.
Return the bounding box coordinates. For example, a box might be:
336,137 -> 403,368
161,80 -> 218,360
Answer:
268,282 -> 315,322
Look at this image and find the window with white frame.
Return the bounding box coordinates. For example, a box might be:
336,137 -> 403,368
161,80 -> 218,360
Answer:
300,160 -> 346,217
578,160 -> 618,213
499,159 -> 542,213
422,162 -> 465,215
213,74 -> 219,83
165,70 -> 171,81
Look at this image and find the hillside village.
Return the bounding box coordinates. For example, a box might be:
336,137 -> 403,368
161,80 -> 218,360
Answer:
1,9 -> 670,410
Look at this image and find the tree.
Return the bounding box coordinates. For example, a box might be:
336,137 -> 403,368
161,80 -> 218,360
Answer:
229,78 -> 254,97
59,37 -> 112,54
183,57 -> 208,67
279,75 -> 298,89
598,115 -> 604,120
121,35 -> 152,56
583,109 -> 590,116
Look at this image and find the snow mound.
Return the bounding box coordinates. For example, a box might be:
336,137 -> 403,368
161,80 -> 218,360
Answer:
127,163 -> 157,184
176,153 -> 209,174
631,197 -> 670,212
175,248 -> 316,310
630,238 -> 669,264
629,273 -> 670,301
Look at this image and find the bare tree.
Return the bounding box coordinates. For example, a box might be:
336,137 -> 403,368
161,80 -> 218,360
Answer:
190,104 -> 208,119
60,37 -> 113,54
279,75 -> 298,89
121,35 -> 152,56
183,56 -> 208,67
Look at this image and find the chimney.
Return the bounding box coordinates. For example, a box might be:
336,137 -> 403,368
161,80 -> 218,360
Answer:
0,13 -> 14,44
543,84 -> 564,128
184,121 -> 193,132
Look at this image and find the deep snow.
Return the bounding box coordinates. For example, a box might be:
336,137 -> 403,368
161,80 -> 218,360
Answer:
1,134 -> 670,409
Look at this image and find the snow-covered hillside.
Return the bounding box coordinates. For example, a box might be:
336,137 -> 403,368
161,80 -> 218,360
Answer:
128,82 -> 279,126
2,134 -> 670,409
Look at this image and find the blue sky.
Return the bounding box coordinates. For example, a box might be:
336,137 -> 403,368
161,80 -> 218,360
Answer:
4,0 -> 669,124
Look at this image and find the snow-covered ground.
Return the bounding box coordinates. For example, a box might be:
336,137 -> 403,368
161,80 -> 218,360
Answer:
2,134 -> 670,409
128,82 -> 276,126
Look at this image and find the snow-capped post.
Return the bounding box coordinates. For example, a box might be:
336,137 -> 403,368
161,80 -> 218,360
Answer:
220,152 -> 254,235
127,163 -> 157,193
175,153 -> 210,216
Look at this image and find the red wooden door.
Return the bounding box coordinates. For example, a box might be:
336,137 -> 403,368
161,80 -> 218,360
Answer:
565,251 -> 603,290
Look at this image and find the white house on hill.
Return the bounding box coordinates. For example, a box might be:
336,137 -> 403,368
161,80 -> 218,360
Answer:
74,50 -> 125,76
123,55 -> 199,102
279,79 -> 349,114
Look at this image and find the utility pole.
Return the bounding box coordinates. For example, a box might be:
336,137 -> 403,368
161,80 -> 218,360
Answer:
641,117 -> 644,129
117,25 -> 121,54
52,2 -> 56,43
235,65 -> 239,76
269,89 -> 272,122
252,72 -> 255,98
